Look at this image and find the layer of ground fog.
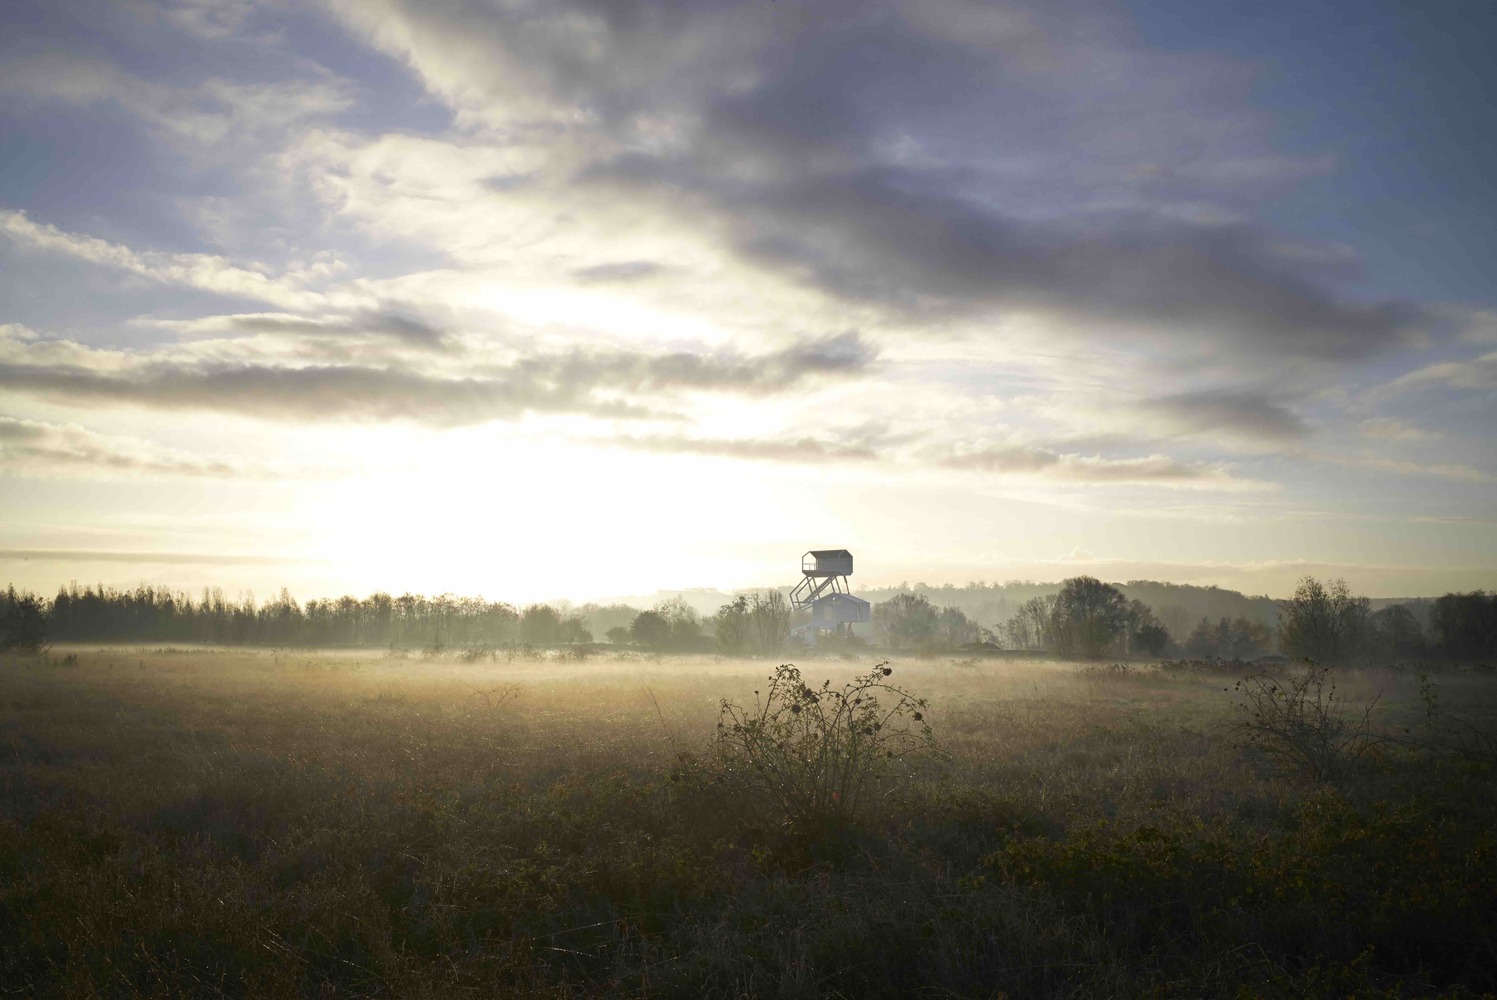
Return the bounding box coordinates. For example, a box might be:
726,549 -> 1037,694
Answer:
3,648 -> 1494,998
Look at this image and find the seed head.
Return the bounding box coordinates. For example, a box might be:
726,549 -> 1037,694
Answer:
882,667 -> 893,676
913,712 -> 923,721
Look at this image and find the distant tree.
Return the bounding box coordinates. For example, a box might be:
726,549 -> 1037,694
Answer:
714,596 -> 753,655
1052,576 -> 1128,658
876,593 -> 939,651
1373,604 -> 1424,659
1429,591 -> 1497,660
630,610 -> 671,649
1184,617 -> 1218,659
714,590 -> 790,656
1226,616 -> 1274,659
1278,576 -> 1372,662
605,625 -> 631,645
1,588 -> 48,653
519,604 -> 564,645
746,590 -> 790,655
934,605 -> 978,649
1122,598 -> 1157,653
655,597 -> 702,650
1135,623 -> 1170,657
1002,594 -> 1057,651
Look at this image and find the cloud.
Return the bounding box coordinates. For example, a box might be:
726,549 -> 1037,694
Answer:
145,0 -> 260,41
1138,391 -> 1309,442
608,434 -> 877,463
1320,452 -> 1492,484
152,310 -> 451,350
572,261 -> 667,283
1357,417 -> 1441,442
548,331 -> 874,394
935,442 -> 1244,486
313,0 -> 1427,369
0,359 -> 662,426
0,548 -> 309,566
0,415 -> 264,478
1381,350 -> 1497,396
0,50 -> 351,154
0,327 -> 874,426
0,210 -> 327,310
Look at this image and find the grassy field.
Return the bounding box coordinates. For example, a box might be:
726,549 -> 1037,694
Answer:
2,648 -> 1494,998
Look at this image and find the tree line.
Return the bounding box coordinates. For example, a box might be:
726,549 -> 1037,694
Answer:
982,575 -> 1494,663
2,577 -> 1493,661
0,583 -> 794,656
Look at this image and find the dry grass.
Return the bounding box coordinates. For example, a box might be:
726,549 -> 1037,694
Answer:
3,648 -> 1495,998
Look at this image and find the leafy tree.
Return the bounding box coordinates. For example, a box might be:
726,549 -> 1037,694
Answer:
1226,617 -> 1274,659
1278,576 -> 1371,663
935,605 -> 978,649
1001,595 -> 1056,651
655,597 -> 703,650
605,625 -> 630,645
715,596 -> 753,654
716,593 -> 789,655
1184,617 -> 1218,658
875,593 -> 939,651
743,590 -> 790,656
1372,604 -> 1424,659
1184,615 -> 1272,660
1,587 -> 48,653
1052,576 -> 1128,658
1429,591 -> 1497,660
1135,623 -> 1170,657
520,604 -> 563,645
630,610 -> 671,649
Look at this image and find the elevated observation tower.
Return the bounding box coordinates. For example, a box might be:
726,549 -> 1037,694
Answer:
790,549 -> 871,644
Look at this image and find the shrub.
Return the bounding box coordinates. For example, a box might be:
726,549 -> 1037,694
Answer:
1227,664 -> 1382,780
683,662 -> 944,833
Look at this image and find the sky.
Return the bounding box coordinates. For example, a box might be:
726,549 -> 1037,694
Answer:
1,0 -> 1494,604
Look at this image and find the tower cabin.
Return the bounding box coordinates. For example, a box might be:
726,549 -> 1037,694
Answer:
791,549 -> 871,643
802,549 -> 854,577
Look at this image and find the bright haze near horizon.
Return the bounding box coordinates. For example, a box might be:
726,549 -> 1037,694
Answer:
1,0 -> 1494,605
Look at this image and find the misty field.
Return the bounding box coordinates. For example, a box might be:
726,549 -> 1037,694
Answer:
3,649 -> 1495,999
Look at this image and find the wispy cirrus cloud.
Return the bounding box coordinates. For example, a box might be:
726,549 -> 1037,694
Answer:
0,210 -> 333,311
1381,350 -> 1497,396
0,49 -> 352,156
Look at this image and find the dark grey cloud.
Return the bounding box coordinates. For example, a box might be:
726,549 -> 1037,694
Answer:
221,308 -> 449,349
585,158 -> 1421,360
1140,390 -> 1310,442
503,330 -> 874,396
0,332 -> 874,426
357,0 -> 1425,362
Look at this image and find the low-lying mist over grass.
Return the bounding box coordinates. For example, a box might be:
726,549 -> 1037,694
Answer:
3,645 -> 1495,997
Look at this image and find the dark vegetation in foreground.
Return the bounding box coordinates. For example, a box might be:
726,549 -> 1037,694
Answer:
2,650 -> 1495,998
